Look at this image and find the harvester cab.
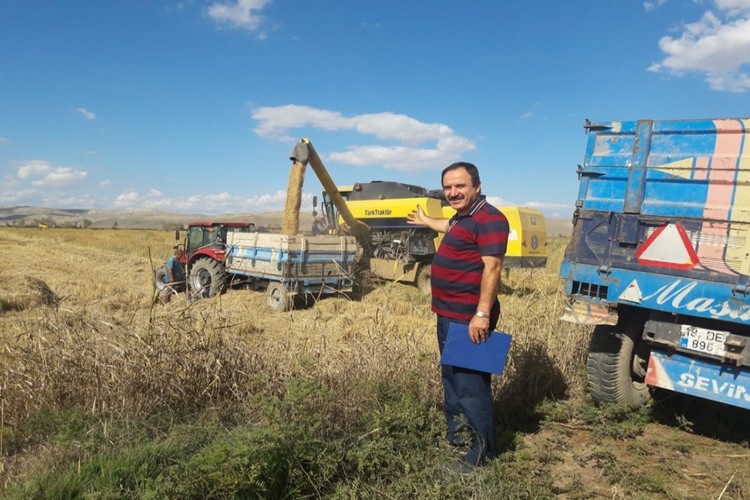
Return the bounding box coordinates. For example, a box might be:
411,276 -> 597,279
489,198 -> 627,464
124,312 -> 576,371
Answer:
317,186 -> 352,235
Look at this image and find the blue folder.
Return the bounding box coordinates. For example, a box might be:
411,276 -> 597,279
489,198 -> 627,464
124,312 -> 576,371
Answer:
441,322 -> 512,375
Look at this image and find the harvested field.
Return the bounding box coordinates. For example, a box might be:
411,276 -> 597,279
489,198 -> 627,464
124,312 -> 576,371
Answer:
0,227 -> 747,498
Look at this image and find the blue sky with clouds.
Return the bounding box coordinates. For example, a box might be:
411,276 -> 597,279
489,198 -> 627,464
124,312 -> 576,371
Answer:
2,0 -> 750,218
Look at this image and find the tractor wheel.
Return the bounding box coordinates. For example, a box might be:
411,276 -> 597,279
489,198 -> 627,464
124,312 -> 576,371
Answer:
189,258 -> 225,299
586,320 -> 652,408
154,266 -> 169,291
415,264 -> 431,295
266,282 -> 292,312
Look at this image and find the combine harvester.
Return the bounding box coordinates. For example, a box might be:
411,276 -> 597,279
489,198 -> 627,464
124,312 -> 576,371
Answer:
315,181 -> 547,293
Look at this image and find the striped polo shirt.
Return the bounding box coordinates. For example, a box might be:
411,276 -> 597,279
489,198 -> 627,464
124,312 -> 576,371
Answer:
431,195 -> 509,321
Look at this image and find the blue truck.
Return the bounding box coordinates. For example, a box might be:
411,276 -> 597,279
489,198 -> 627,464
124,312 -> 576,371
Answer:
560,118 -> 750,410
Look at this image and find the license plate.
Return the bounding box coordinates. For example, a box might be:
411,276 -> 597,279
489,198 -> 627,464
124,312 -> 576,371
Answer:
679,325 -> 727,356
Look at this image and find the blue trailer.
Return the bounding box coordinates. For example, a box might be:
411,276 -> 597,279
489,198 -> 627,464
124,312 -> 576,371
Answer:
560,118 -> 750,409
224,231 -> 359,312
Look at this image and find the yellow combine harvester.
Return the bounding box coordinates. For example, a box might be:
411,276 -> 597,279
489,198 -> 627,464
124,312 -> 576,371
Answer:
440,205 -> 547,269
317,180 -> 547,293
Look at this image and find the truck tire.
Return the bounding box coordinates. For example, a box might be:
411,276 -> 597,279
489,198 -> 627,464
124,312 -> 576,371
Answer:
154,266 -> 168,291
266,282 -> 291,312
587,322 -> 652,408
189,258 -> 225,298
415,264 -> 431,295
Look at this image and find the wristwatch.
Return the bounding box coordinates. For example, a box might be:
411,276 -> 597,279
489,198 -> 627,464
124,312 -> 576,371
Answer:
475,310 -> 489,318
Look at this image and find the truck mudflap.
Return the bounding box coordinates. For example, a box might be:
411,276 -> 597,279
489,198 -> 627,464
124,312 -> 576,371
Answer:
646,351 -> 750,410
560,300 -> 618,325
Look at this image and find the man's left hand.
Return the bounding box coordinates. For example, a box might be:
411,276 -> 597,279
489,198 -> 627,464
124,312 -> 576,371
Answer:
469,315 -> 490,344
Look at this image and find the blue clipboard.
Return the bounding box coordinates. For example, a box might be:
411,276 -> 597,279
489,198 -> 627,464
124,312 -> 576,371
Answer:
441,322 -> 512,375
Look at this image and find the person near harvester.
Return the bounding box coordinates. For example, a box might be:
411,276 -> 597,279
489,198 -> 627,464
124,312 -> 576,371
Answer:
407,161 -> 509,472
311,212 -> 329,235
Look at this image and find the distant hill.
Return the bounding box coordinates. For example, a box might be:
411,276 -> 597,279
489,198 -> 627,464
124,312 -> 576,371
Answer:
0,205 -> 572,236
0,206 -> 285,230
546,217 -> 572,237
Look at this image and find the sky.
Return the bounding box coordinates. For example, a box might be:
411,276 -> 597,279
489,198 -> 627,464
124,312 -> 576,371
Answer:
2,0 -> 750,219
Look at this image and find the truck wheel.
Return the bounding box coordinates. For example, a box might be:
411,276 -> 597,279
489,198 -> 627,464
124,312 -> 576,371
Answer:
266,282 -> 291,312
154,266 -> 168,291
587,322 -> 652,408
415,264 -> 431,295
189,258 -> 225,298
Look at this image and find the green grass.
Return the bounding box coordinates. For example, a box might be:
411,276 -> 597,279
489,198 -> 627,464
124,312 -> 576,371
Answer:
5,375 -> 511,499
6,380 -> 750,499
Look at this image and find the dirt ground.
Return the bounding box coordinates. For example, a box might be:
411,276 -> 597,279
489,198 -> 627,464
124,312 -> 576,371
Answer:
511,394 -> 750,499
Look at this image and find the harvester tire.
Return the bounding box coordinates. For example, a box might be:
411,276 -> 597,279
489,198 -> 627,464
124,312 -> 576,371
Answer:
266,282 -> 291,312
189,258 -> 225,299
586,321 -> 651,408
415,264 -> 431,295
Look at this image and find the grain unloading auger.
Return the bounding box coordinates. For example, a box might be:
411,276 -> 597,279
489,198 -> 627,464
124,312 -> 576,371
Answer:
286,138 -> 438,293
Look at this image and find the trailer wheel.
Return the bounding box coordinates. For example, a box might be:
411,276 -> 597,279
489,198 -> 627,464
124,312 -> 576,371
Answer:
154,266 -> 168,291
415,264 -> 431,295
189,258 -> 225,298
266,282 -> 292,312
587,322 -> 652,408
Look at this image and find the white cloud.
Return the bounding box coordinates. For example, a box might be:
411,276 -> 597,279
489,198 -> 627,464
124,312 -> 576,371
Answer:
649,1 -> 750,92
17,160 -> 52,179
77,107 -> 96,120
40,195 -> 96,208
34,167 -> 87,186
207,0 -> 270,32
115,191 -> 142,206
113,189 -> 296,213
485,196 -> 509,208
717,0 -> 750,16
251,104 -> 476,171
643,0 -> 669,12
0,188 -> 37,205
179,190 -> 291,212
16,160 -> 87,186
99,179 -> 112,186
524,200 -> 575,212
2,174 -> 20,189
0,137 -> 9,144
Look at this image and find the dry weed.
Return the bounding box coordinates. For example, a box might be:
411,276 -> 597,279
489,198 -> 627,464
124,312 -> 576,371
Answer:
0,229 -> 586,443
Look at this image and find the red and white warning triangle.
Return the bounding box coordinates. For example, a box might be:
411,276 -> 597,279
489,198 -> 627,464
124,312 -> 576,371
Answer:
618,280 -> 643,303
635,223 -> 699,270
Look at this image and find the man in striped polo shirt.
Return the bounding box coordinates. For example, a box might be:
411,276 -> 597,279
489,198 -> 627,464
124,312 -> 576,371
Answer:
408,162 -> 509,470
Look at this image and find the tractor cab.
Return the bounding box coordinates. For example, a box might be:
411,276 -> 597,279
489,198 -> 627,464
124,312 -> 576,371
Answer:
176,222 -> 256,265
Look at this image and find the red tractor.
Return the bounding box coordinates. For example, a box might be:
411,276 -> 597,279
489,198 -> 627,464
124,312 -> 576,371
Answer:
155,221 -> 256,297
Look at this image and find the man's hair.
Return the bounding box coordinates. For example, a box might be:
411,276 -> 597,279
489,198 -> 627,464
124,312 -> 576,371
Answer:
442,162 -> 480,187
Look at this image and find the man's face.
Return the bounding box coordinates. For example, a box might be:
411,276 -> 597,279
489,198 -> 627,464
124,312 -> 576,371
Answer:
442,167 -> 480,214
